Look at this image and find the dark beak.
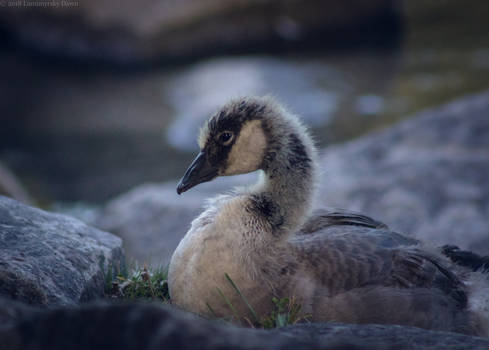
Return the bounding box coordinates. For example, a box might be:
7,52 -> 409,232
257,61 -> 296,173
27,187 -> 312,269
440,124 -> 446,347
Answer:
176,152 -> 218,194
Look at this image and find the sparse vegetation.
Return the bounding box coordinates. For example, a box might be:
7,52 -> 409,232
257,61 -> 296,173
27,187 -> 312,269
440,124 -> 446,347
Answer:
102,259 -> 169,302
213,273 -> 310,328
102,262 -> 307,328
260,297 -> 307,329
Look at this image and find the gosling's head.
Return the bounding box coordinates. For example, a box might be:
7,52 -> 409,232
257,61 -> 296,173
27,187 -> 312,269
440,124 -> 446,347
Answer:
177,97 -> 315,194
176,96 -> 312,194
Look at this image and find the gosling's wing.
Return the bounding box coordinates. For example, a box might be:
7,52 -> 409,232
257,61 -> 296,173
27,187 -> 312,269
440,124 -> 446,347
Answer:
389,249 -> 467,308
300,209 -> 389,233
290,214 -> 466,305
297,209 -> 418,248
290,228 -> 409,292
442,245 -> 489,272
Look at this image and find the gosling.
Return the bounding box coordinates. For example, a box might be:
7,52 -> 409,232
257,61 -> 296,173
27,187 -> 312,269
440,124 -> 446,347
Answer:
168,96 -> 489,336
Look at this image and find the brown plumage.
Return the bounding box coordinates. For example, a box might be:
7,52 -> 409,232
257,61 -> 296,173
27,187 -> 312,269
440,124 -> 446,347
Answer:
168,96 -> 489,336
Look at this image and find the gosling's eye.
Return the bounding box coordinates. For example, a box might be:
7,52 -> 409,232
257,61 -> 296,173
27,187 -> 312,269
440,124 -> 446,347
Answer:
218,132 -> 234,145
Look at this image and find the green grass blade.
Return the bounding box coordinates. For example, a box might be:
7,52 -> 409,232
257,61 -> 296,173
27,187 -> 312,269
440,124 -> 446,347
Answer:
276,313 -> 287,328
206,302 -> 218,318
216,286 -> 240,321
224,273 -> 260,324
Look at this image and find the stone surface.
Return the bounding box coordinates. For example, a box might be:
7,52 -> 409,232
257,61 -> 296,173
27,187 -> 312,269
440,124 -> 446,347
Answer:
0,162 -> 33,205
278,322 -> 489,350
318,91 -> 489,254
0,196 -> 124,306
94,91 -> 489,264
0,0 -> 399,64
1,300 -> 488,350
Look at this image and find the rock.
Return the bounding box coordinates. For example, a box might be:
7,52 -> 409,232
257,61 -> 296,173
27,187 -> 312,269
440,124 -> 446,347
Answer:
0,0 -> 400,64
0,297 -> 42,328
93,182 -> 202,266
1,300 -> 488,350
0,162 -> 34,205
0,196 -> 124,306
94,91 -> 489,264
276,323 -> 489,350
318,90 -> 489,254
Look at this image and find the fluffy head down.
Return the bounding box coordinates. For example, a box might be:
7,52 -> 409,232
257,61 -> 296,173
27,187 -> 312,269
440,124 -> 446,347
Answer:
197,96 -> 315,177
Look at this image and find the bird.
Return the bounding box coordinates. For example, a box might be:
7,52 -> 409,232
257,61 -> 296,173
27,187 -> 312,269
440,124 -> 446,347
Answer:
168,96 -> 489,336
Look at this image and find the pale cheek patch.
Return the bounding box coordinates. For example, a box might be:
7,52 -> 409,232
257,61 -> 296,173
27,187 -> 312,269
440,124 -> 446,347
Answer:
225,120 -> 267,175
198,124 -> 210,149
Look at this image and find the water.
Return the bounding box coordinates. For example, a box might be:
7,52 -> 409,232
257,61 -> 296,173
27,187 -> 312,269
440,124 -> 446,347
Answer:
0,1 -> 488,206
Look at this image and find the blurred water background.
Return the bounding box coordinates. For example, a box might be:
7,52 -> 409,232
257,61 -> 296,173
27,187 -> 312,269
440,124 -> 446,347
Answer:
0,0 -> 488,208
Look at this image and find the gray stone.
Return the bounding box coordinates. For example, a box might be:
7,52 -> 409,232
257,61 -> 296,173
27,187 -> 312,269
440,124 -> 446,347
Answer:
0,196 -> 124,306
0,162 -> 33,206
94,91 -> 489,264
276,322 -> 489,350
318,91 -> 489,254
1,300 -> 488,350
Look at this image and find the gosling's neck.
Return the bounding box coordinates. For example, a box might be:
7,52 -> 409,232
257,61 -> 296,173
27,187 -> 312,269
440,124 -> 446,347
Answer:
246,123 -> 318,236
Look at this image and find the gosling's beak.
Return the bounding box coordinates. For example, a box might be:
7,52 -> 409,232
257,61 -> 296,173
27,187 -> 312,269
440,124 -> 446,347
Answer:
176,151 -> 219,195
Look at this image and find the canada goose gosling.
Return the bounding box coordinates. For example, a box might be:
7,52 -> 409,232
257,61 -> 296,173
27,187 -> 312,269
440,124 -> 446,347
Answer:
168,96 -> 489,335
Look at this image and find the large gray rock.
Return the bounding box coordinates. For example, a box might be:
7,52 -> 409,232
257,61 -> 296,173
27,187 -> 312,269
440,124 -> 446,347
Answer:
318,91 -> 489,254
1,300 -> 488,350
278,322 -> 489,350
0,0 -> 399,64
0,196 -> 124,306
94,91 -> 489,264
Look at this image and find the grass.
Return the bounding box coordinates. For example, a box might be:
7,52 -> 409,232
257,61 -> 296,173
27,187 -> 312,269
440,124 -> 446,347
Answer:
214,273 -> 310,329
101,258 -> 307,328
102,258 -> 170,302
224,273 -> 260,324
260,297 -> 306,329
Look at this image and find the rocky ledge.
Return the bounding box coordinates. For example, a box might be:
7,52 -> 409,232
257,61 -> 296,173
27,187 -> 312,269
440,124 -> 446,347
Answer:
2,300 -> 489,350
0,195 -> 123,306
